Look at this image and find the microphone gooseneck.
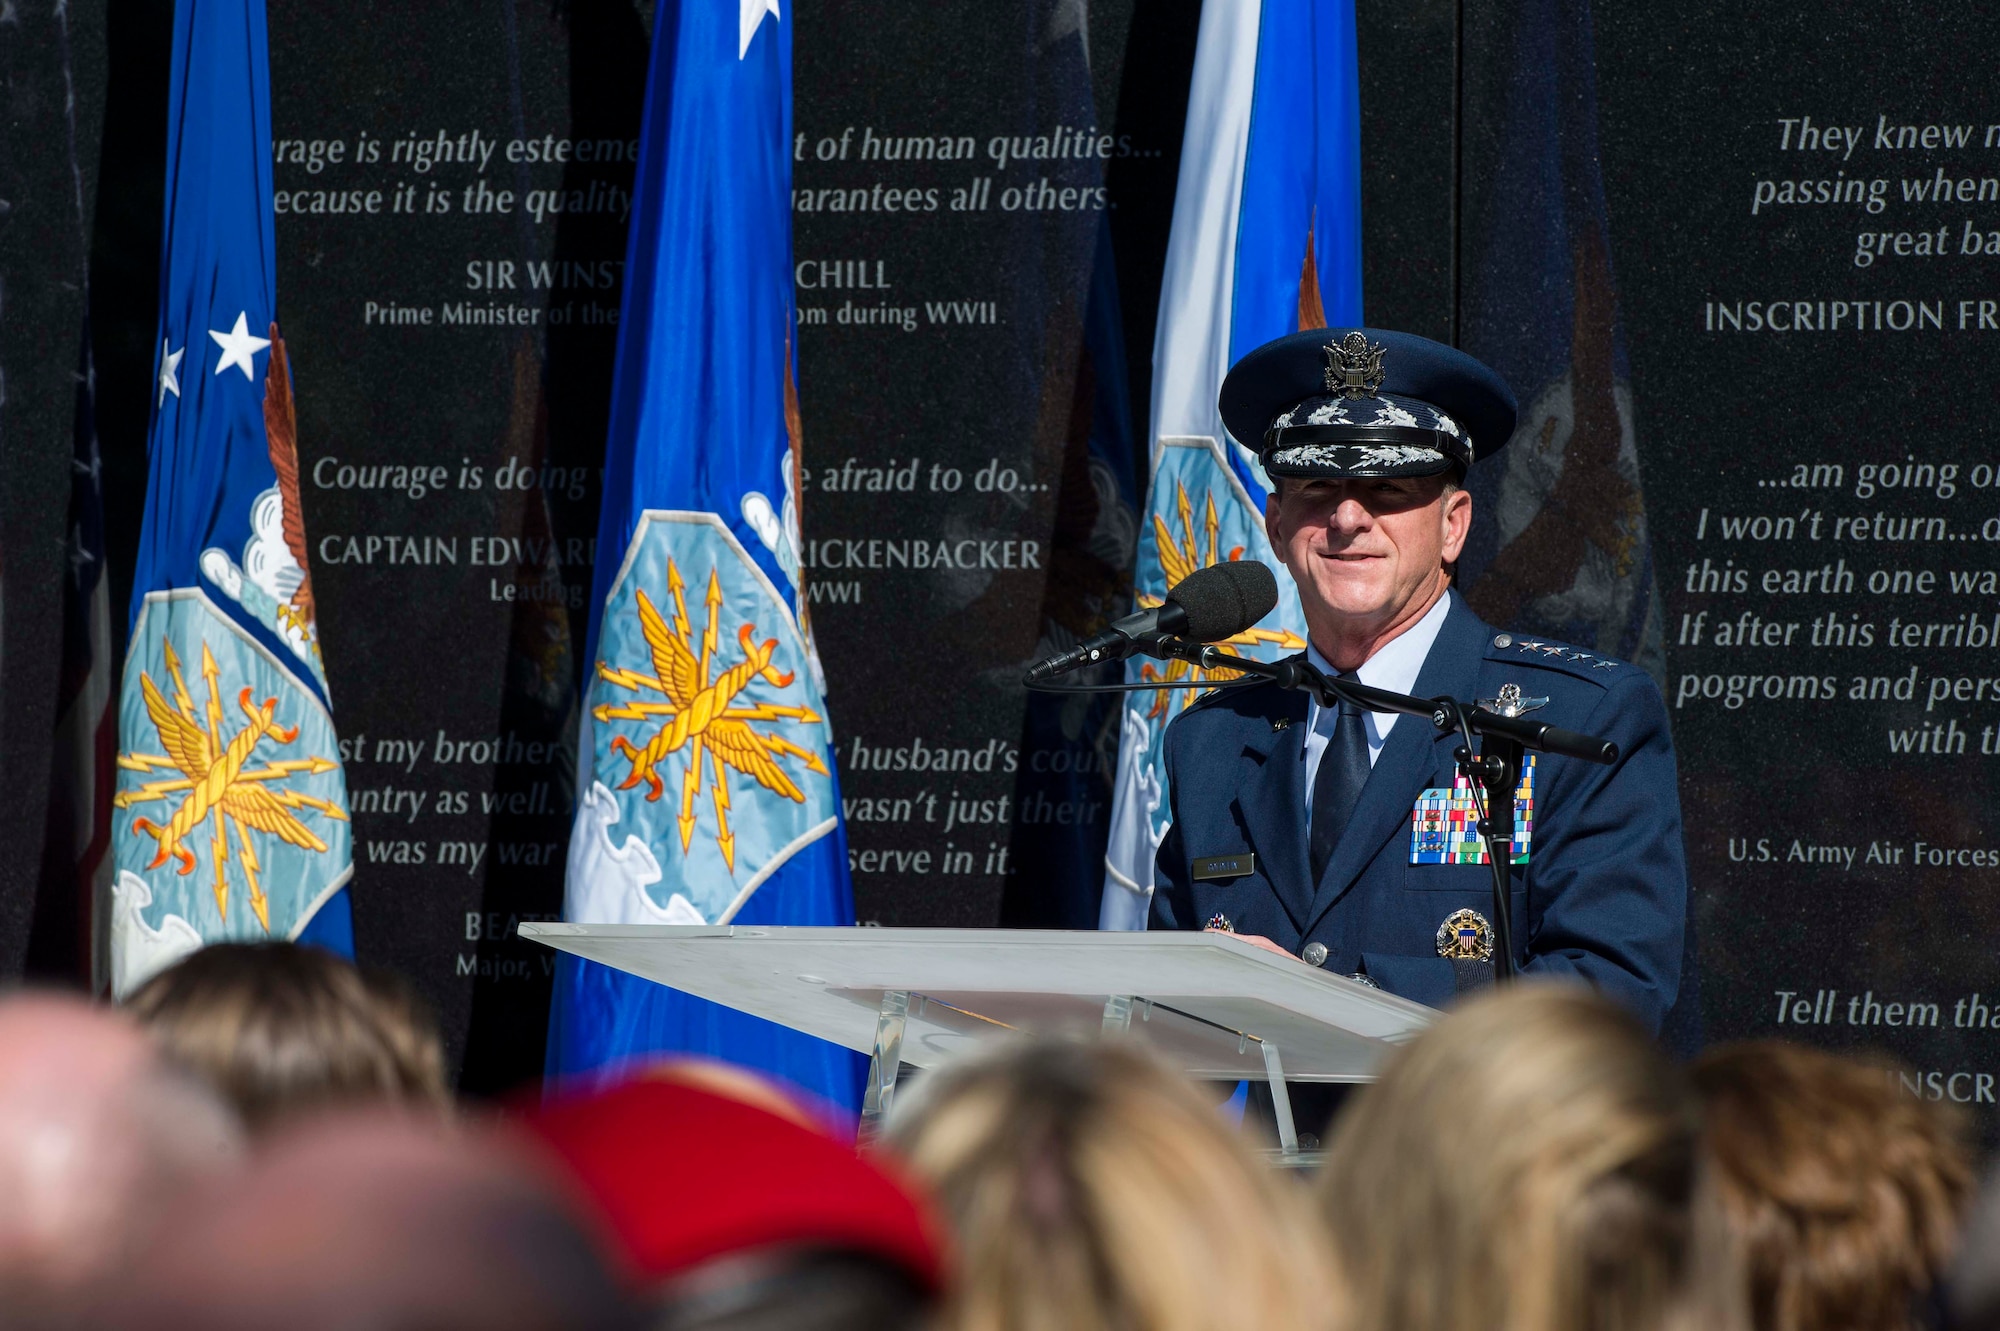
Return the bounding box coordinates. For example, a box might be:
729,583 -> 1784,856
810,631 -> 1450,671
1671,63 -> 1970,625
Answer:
1022,560 -> 1281,683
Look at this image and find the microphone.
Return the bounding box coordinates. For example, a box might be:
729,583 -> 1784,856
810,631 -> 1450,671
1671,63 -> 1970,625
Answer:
1025,560 -> 1279,683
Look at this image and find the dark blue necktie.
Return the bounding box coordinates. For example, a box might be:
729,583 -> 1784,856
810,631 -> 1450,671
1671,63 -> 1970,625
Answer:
1309,676 -> 1370,885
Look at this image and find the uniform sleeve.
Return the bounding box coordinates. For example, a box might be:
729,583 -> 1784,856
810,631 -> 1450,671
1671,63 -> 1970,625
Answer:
1518,672 -> 1688,1031
1148,721 -> 1195,931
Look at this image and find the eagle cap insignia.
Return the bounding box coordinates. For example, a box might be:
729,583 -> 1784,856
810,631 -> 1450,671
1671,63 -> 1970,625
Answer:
1323,332 -> 1386,399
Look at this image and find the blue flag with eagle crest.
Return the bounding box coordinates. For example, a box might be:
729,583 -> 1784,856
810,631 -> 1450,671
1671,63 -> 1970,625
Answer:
112,0 -> 354,998
546,0 -> 862,1109
1100,0 -> 1363,929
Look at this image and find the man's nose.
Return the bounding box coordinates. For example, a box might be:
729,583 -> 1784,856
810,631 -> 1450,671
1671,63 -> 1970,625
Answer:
1329,494 -> 1373,533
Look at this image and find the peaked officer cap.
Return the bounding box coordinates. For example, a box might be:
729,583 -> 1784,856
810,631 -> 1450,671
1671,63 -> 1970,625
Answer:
1219,328 -> 1518,480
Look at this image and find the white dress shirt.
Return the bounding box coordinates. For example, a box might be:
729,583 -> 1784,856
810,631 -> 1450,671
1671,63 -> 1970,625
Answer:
1302,589 -> 1453,815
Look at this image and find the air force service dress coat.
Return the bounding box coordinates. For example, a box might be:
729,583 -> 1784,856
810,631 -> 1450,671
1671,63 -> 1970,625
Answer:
1148,595 -> 1688,1032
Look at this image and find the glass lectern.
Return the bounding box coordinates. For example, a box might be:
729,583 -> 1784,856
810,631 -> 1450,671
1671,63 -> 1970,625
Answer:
519,924 -> 1436,1159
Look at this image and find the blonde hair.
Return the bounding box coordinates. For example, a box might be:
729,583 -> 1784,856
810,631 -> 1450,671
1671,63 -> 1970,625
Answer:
1693,1041 -> 1971,1331
884,1037 -> 1342,1331
124,942 -> 448,1134
1318,983 -> 1736,1331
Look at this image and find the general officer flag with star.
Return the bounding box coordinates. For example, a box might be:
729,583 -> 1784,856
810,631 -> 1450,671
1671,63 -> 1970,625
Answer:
112,0 -> 354,998
1100,0 -> 1363,929
546,0 -> 863,1109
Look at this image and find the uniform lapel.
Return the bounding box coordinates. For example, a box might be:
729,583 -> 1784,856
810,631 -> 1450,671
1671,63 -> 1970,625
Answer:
1305,597 -> 1490,930
1236,685 -> 1313,931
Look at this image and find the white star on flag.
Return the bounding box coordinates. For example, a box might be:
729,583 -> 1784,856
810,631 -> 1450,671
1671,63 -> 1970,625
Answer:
156,339 -> 184,406
739,0 -> 778,58
209,311 -> 271,381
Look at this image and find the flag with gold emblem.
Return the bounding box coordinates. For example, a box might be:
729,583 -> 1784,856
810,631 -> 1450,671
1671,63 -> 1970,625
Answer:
547,0 -> 860,1108
1100,0 -> 1363,928
112,0 -> 353,997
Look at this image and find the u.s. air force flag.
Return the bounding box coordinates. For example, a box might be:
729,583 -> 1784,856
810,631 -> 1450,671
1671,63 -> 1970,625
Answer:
113,0 -> 353,997
1100,0 -> 1364,929
547,0 -> 862,1108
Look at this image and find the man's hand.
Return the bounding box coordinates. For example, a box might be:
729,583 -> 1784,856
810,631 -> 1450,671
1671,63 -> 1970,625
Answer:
1204,927 -> 1294,959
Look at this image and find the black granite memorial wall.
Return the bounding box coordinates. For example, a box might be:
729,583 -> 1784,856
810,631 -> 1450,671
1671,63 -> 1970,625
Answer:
14,1 -> 1997,1118
6,0 -> 104,977
1598,5 -> 2000,1117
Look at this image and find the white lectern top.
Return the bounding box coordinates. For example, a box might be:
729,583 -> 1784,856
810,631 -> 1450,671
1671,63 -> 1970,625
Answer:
520,925 -> 1435,1083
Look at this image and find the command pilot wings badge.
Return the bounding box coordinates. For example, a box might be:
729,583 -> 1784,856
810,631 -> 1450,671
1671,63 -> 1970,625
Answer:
1477,682 -> 1549,718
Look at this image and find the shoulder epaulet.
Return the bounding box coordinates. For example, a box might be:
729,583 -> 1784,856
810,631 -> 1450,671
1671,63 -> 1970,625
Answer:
1484,631 -> 1633,681
1181,686 -> 1230,716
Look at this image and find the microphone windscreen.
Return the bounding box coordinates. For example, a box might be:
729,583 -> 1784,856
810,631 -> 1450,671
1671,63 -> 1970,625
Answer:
1166,560 -> 1279,641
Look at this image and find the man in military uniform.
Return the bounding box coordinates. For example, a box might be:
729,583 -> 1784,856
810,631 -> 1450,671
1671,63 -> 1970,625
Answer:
1150,328 -> 1686,1032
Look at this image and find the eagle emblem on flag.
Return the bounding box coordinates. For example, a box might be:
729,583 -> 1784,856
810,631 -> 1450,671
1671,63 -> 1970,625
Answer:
572,512 -> 837,926
112,592 -> 353,989
196,331 -> 326,675
1135,478 -> 1305,721
115,637 -> 345,930
594,558 -> 828,871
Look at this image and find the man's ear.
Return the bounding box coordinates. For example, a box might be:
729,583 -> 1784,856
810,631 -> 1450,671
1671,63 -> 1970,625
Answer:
1439,486 -> 1473,564
1263,486 -> 1285,554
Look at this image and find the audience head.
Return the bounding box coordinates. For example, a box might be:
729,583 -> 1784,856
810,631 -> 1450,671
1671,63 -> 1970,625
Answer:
1950,1166 -> 2000,1331
884,1035 -> 1342,1331
527,1063 -> 942,1331
102,1111 -> 635,1331
1693,1041 -> 1971,1331
1319,982 -> 1730,1331
123,941 -> 448,1134
0,992 -> 242,1312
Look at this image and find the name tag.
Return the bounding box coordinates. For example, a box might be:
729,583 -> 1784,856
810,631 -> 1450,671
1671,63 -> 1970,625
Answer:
1410,756 -> 1536,865
1192,853 -> 1255,881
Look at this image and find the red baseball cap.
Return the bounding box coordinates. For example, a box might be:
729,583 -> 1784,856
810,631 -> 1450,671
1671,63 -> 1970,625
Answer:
521,1066 -> 943,1294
